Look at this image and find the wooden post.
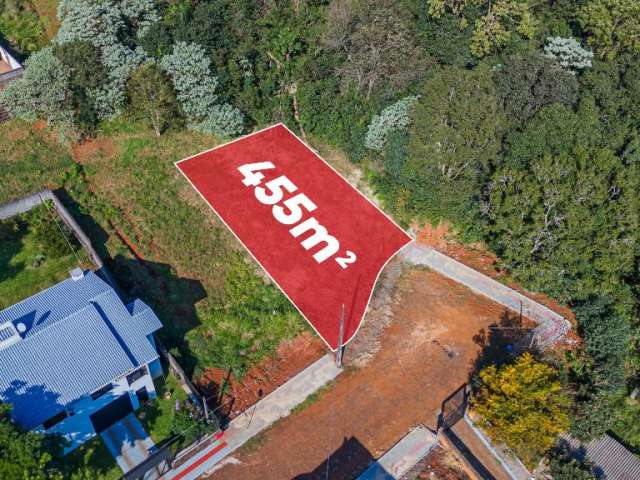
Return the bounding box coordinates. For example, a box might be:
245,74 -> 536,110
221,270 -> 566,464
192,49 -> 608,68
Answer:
336,304 -> 345,368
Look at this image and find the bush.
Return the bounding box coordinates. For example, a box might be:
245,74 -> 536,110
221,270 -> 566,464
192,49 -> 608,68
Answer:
27,203 -> 78,259
547,442 -> 597,480
472,353 -> 571,466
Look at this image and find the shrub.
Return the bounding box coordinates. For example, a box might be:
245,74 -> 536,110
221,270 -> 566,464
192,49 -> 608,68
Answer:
364,95 -> 418,151
547,442 -> 597,480
544,37 -> 594,72
28,204 -> 77,259
472,353 -> 571,466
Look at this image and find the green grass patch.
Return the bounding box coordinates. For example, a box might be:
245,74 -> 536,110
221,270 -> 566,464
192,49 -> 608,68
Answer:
0,121 -> 74,205
137,373 -> 189,443
0,204 -> 88,309
290,381 -> 335,415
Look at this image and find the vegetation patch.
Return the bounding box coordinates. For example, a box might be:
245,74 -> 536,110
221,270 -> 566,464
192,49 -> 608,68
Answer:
0,202 -> 88,309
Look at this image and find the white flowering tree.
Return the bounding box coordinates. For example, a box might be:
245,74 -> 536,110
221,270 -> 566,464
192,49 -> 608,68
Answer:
160,42 -> 243,136
364,95 -> 419,151
544,37 -> 594,72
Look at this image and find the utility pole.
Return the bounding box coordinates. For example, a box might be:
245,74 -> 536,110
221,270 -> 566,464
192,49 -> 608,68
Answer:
336,304 -> 345,368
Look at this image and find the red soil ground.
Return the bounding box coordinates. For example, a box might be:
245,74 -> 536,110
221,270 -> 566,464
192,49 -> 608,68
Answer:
208,267 -> 528,480
197,331 -> 326,419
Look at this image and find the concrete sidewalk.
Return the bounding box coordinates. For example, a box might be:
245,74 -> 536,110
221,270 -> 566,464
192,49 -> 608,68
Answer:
399,243 -> 570,347
357,426 -> 438,480
161,353 -> 342,480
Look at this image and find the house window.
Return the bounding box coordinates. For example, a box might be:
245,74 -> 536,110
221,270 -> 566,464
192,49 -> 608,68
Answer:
91,383 -> 114,400
42,410 -> 68,430
126,365 -> 147,385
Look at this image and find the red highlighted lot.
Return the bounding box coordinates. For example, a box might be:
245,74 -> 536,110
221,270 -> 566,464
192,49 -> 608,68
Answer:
176,124 -> 412,350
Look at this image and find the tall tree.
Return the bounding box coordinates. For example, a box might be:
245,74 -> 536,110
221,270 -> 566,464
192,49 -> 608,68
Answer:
494,53 -> 579,124
127,63 -> 178,137
0,47 -> 73,126
400,65 -> 506,233
323,0 -> 429,97
578,0 -> 640,59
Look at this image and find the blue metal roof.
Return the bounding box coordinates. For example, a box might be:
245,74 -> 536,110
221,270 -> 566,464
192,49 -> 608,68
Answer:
0,271 -> 162,429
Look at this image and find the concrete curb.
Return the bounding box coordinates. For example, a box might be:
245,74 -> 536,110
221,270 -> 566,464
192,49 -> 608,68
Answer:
161,354 -> 342,480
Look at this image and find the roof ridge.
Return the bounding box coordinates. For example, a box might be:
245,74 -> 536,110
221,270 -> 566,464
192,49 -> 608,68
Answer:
0,271 -> 109,317
10,286 -> 114,343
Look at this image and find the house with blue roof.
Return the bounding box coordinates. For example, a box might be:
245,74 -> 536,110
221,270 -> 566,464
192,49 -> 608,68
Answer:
0,268 -> 163,452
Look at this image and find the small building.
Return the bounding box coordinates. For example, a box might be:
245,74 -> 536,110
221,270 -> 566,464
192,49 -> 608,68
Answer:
561,433 -> 640,480
0,269 -> 163,452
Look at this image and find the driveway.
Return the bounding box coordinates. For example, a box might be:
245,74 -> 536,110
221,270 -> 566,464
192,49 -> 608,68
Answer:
101,412 -> 162,479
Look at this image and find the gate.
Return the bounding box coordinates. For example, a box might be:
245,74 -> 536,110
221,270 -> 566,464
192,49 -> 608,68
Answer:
438,384 -> 469,430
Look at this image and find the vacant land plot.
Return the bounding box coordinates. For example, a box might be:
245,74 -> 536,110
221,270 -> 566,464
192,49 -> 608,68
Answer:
0,119 -> 305,381
211,265 -> 530,480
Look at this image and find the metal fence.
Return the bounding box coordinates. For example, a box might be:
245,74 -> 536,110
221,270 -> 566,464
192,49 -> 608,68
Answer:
438,384 -> 470,430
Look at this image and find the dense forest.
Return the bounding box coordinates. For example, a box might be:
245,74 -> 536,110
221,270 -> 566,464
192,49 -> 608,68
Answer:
0,0 -> 639,477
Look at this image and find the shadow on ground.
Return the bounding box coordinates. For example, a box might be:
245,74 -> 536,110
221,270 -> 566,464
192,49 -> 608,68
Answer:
56,189 -> 207,375
470,308 -> 531,377
292,436 -> 385,480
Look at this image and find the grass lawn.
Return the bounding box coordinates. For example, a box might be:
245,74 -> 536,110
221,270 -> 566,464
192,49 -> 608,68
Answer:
138,373 -> 189,443
0,205 -> 88,309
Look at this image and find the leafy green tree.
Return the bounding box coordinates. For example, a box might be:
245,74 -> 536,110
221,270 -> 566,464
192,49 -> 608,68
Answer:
0,47 -> 73,127
580,55 -> 640,149
127,63 -> 178,137
578,0 -> 640,59
55,0 -> 158,119
494,53 -> 579,124
426,0 -> 537,57
485,141 -> 639,304
399,65 -> 506,232
418,9 -> 477,67
547,442 -> 597,480
0,404 -> 64,480
53,40 -> 106,132
473,353 -> 571,466
575,296 -> 630,392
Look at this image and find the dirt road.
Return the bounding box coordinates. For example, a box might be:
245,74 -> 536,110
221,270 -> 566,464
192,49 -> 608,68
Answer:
209,267 -> 519,480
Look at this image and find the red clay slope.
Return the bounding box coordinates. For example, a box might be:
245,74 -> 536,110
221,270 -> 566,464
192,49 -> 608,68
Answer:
176,124 -> 412,350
